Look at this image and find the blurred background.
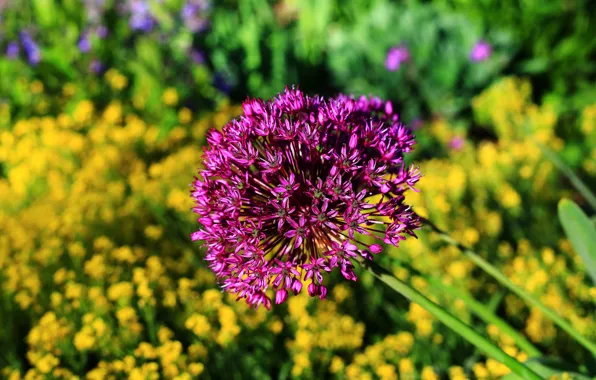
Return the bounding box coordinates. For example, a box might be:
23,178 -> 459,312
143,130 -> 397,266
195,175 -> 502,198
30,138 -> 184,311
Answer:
1,0 -> 595,379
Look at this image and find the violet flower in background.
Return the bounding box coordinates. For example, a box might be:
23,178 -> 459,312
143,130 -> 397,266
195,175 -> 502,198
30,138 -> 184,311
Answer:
6,41 -> 19,59
385,45 -> 411,71
89,59 -> 103,74
212,73 -> 231,94
449,136 -> 465,151
181,0 -> 210,32
470,40 -> 492,62
191,87 -> 421,309
128,0 -> 155,32
96,25 -> 109,39
78,32 -> 92,53
409,118 -> 424,131
20,32 -> 41,65
189,48 -> 206,64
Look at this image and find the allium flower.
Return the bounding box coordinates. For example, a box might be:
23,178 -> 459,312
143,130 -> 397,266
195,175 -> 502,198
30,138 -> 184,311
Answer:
470,40 -> 492,62
6,41 -> 19,59
181,0 -> 210,32
385,45 -> 411,71
191,87 -> 422,309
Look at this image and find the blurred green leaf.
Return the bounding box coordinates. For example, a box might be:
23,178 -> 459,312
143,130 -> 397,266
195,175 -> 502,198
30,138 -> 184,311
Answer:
558,199 -> 596,285
136,38 -> 163,74
502,357 -> 591,380
32,0 -> 56,28
41,48 -> 76,80
517,58 -> 549,74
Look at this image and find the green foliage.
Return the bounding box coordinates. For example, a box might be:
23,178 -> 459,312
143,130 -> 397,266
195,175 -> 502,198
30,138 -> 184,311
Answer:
558,199 -> 596,285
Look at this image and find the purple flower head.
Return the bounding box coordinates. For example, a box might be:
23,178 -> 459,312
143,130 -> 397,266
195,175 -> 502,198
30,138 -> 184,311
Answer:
128,0 -> 155,32
470,40 -> 492,62
96,25 -> 109,39
6,41 -> 19,59
449,136 -> 465,151
191,87 -> 422,309
89,59 -> 103,74
189,48 -> 206,64
181,0 -> 210,32
20,32 -> 41,65
78,32 -> 91,53
385,45 -> 411,71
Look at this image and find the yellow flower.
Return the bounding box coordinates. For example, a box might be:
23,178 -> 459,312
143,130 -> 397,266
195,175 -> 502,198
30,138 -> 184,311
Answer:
74,328 -> 95,351
421,366 -> 438,380
329,356 -> 345,373
30,80 -> 44,94
376,364 -> 398,380
162,88 -> 179,106
188,363 -> 204,376
144,225 -> 163,240
185,314 -> 211,337
178,108 -> 193,124
35,354 -> 59,374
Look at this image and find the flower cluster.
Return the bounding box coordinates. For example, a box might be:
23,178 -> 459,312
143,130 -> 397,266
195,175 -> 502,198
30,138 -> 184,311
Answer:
181,0 -> 211,32
191,87 -> 422,308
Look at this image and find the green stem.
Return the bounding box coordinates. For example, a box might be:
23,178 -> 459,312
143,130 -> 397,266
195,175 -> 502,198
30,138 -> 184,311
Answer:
356,257 -> 543,380
424,218 -> 596,357
425,277 -> 542,357
537,142 -> 596,211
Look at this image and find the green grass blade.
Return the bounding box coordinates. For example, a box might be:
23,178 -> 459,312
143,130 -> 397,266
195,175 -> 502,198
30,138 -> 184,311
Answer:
424,219 -> 596,357
426,277 -> 542,357
538,143 -> 596,211
558,199 -> 596,285
357,258 -> 543,380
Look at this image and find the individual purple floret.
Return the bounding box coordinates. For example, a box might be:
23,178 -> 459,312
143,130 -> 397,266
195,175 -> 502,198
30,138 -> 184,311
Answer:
181,0 -> 210,32
470,40 -> 492,62
385,45 -> 411,71
6,41 -> 19,59
20,32 -> 41,65
191,87 -> 422,309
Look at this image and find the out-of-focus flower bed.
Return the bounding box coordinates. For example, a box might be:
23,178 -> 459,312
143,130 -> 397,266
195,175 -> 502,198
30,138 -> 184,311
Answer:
1,0 -> 596,379
1,75 -> 595,379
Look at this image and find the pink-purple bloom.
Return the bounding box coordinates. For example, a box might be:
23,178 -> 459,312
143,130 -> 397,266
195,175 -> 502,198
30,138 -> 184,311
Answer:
127,0 -> 155,32
449,136 -> 465,151
181,0 -> 210,32
5,41 -> 19,59
191,87 -> 422,309
20,32 -> 41,65
78,32 -> 92,53
385,45 -> 411,71
470,40 -> 492,62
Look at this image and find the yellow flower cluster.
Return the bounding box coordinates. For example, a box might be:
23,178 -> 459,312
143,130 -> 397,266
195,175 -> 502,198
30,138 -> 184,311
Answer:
285,292 -> 365,377
1,76 -> 594,378
381,77 -> 595,372
0,93 -> 264,379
